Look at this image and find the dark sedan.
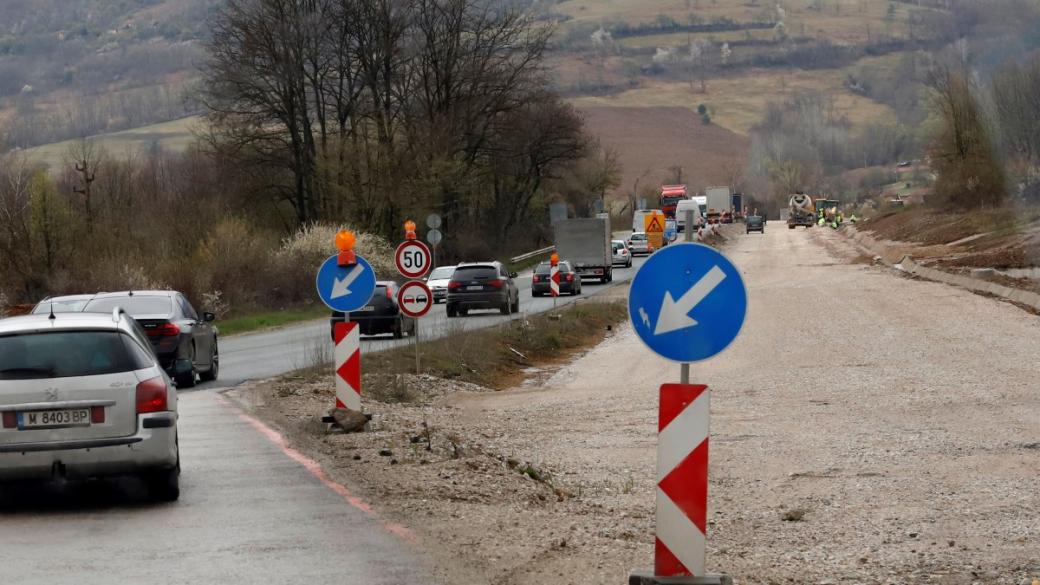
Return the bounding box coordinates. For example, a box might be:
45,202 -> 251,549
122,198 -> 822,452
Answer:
532,261 -> 581,296
83,290 -> 218,388
330,282 -> 416,339
746,215 -> 765,233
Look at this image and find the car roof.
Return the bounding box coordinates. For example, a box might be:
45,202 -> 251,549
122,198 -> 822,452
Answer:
0,312 -> 133,336
455,262 -> 500,269
90,290 -> 177,299
38,294 -> 98,302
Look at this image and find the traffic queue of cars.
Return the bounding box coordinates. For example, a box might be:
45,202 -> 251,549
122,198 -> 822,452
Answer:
0,290 -> 208,502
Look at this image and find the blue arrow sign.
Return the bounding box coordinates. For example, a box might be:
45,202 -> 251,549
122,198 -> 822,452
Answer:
315,254 -> 377,313
628,242 -> 747,362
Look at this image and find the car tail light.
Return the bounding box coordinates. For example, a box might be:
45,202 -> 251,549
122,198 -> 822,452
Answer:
488,279 -> 505,289
1,412 -> 15,428
91,406 -> 106,424
136,376 -> 169,414
448,280 -> 462,290
147,323 -> 180,338
566,273 -> 574,282
621,249 -> 628,255
386,287 -> 393,300
532,275 -> 540,283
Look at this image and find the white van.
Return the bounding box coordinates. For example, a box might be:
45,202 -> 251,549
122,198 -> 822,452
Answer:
675,199 -> 702,232
632,209 -> 652,233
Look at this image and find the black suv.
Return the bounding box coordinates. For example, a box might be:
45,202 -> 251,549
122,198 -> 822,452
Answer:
83,291 -> 218,388
446,262 -> 520,317
330,281 -> 416,339
746,215 -> 765,233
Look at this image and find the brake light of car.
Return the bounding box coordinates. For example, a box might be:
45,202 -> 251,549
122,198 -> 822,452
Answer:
91,406 -> 106,424
566,273 -> 574,282
488,279 -> 505,289
1,412 -> 15,428
385,287 -> 393,300
621,248 -> 628,255
448,281 -> 462,290
532,275 -> 540,283
147,323 -> 180,337
136,376 -> 169,413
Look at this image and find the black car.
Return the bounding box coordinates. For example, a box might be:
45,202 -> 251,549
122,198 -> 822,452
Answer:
446,262 -> 520,317
746,215 -> 765,234
83,291 -> 218,388
531,261 -> 581,296
330,281 -> 416,339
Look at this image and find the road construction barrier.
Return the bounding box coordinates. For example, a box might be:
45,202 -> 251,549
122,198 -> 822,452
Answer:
655,383 -> 711,577
334,322 -> 361,410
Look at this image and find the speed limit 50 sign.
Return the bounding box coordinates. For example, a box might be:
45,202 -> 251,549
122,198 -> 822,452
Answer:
395,240 -> 432,279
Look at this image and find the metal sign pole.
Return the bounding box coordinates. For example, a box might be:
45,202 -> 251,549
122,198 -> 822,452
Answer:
681,209 -> 695,384
414,319 -> 420,376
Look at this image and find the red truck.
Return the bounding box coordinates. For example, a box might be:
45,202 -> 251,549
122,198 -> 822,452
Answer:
660,184 -> 688,219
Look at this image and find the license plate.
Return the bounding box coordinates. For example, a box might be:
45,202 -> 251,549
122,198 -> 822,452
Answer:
356,306 -> 375,312
18,409 -> 91,429
467,286 -> 483,291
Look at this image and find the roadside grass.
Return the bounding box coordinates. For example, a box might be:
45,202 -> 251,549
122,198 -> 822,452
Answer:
219,305 -> 329,336
863,205 -> 1040,247
365,300 -> 629,390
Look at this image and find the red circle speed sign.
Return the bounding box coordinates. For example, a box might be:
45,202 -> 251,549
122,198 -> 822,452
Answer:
396,281 -> 433,318
395,240 -> 432,279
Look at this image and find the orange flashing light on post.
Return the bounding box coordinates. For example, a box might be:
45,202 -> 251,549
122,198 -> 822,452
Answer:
335,230 -> 357,267
404,220 -> 417,241
550,253 -> 559,267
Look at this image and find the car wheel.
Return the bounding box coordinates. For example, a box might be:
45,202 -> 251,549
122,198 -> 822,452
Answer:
199,342 -> 219,382
460,308 -> 469,317
392,319 -> 404,339
500,301 -> 510,315
176,345 -> 197,388
447,305 -> 457,318
512,296 -> 520,312
146,442 -> 180,502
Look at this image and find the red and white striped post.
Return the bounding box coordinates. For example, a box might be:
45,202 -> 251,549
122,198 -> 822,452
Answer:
656,383 -> 709,577
333,321 -> 361,411
631,382 -> 729,585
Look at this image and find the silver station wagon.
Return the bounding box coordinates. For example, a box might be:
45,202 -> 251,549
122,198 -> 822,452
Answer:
0,309 -> 180,501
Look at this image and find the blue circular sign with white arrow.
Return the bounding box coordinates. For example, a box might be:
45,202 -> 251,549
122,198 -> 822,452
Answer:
628,242 -> 747,363
315,254 -> 378,313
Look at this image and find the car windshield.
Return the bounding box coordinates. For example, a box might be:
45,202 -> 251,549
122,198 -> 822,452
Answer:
84,296 -> 173,315
453,266 -> 497,280
0,331 -> 146,380
534,263 -> 551,274
31,298 -> 90,314
428,267 -> 455,280
631,234 -> 646,241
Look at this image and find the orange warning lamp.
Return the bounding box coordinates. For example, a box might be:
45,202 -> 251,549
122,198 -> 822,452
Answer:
550,253 -> 559,267
404,220 -> 417,241
335,230 -> 357,267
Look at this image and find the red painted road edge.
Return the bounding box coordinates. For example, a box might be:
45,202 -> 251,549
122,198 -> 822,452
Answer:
213,393 -> 415,542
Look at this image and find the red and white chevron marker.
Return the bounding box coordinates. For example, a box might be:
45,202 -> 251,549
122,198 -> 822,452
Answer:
550,265 -> 560,297
333,322 -> 361,411
656,383 -> 710,578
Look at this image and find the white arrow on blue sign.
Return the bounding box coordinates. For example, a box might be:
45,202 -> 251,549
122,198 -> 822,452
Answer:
315,254 -> 378,313
628,242 -> 747,363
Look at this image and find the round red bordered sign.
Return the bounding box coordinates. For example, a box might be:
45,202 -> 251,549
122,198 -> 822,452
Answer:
396,281 -> 433,318
395,240 -> 432,279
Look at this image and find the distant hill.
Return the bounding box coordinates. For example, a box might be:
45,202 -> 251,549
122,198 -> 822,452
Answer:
0,0 -> 216,148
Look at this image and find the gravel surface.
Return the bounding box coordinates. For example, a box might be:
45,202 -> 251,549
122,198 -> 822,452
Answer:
229,225 -> 1040,585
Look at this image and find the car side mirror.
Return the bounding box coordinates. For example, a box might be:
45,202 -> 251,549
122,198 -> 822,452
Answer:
509,272 -> 518,279
203,312 -> 216,322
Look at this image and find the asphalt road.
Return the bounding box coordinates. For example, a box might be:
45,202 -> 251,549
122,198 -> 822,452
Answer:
0,391 -> 429,584
214,251 -> 652,386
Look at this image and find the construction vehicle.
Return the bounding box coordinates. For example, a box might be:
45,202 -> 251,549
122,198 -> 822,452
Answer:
659,185 -> 688,219
814,199 -> 842,227
705,186 -> 730,224
787,193 -> 815,229
554,216 -> 613,283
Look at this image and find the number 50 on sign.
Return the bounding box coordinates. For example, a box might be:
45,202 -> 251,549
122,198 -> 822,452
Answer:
395,240 -> 432,279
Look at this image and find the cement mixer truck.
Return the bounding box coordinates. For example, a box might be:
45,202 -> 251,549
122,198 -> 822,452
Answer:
787,193 -> 815,229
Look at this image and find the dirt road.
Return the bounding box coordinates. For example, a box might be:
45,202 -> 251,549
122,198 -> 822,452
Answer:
236,224 -> 1040,585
